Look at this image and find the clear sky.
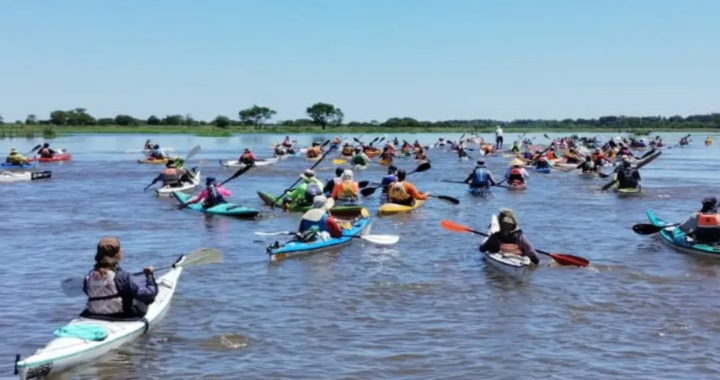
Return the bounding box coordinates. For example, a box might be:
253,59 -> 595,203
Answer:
1,0 -> 718,123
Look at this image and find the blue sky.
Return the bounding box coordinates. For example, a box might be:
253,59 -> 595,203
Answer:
1,0 -> 718,122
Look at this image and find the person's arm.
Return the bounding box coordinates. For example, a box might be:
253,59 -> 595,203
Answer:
679,214 -> 697,234
464,172 -> 473,183
634,171 -> 641,181
186,189 -> 207,205
406,183 -> 428,200
479,234 -> 499,253
488,172 -> 497,186
326,216 -> 343,238
116,270 -> 158,305
519,234 -> 540,265
331,183 -> 341,200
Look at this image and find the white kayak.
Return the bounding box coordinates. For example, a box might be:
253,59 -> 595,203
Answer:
155,169 -> 201,197
15,256 -> 185,380
0,171 -> 52,183
124,147 -> 175,154
218,158 -> 278,169
482,215 -> 532,281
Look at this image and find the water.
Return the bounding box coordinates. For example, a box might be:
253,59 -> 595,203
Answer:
1,132 -> 719,380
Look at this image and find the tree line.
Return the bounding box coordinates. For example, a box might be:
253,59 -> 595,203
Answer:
1,105 -> 719,131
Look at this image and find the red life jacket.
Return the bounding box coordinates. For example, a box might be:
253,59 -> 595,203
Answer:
698,213 -> 719,227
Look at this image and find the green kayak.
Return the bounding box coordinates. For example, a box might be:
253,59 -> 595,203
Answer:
174,192 -> 259,218
257,191 -> 365,218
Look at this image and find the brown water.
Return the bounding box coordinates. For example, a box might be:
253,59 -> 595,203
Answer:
2,132 -> 720,379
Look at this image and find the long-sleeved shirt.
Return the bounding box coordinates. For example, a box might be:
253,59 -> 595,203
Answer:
480,231 -> 540,265
187,185 -> 232,204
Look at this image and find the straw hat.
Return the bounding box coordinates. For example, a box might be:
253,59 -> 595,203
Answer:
509,158 -> 525,167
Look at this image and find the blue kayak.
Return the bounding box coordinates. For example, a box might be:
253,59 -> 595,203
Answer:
646,210 -> 720,258
173,191 -> 259,218
534,166 -> 551,174
267,211 -> 371,261
0,161 -> 38,170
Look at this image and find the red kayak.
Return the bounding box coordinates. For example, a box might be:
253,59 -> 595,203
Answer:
28,153 -> 72,163
507,182 -> 527,191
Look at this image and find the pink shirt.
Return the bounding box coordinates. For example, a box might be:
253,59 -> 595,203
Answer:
188,186 -> 232,204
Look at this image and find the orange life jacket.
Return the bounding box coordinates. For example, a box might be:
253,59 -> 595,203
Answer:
499,242 -> 523,256
698,213 -> 719,227
338,182 -> 357,199
547,151 -> 555,160
388,182 -> 411,202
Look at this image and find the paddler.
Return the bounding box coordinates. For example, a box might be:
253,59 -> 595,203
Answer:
387,169 -> 429,205
170,156 -> 185,169
285,169 -> 324,207
577,156 -> 597,173
415,147 -> 428,162
351,147 -> 371,167
152,160 -> 188,188
183,177 -> 232,209
82,237 -> 157,319
381,165 -> 398,195
563,148 -> 581,164
305,142 -> 322,159
239,148 -> 257,165
274,144 -> 286,157
401,141 -> 413,154
149,144 -> 168,160
482,143 -> 494,156
480,208 -> 540,265
465,160 -> 497,189
38,143 -> 57,158
679,136 -> 689,146
297,195 -> 343,240
332,137 -> 342,146
331,169 -> 359,202
341,143 -> 354,157
615,158 -> 640,190
437,137 -> 446,147
5,148 -> 29,165
534,156 -> 551,170
458,144 -> 469,159
144,139 -> 153,151
282,136 -> 293,148
380,145 -> 394,164
324,167 -> 345,197
509,141 -> 521,153
590,148 -> 607,167
679,197 -> 720,244
495,125 -> 504,150
505,158 -> 529,185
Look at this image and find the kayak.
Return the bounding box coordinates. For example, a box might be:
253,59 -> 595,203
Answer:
365,151 -> 381,158
610,174 -> 642,196
482,215 -> 532,281
219,158 -> 278,169
305,156 -> 322,162
534,166 -> 551,174
579,171 -> 597,179
267,210 -> 372,261
468,187 -> 492,198
646,210 -> 720,258
459,156 -> 469,161
256,191 -> 365,218
137,158 -> 168,165
378,200 -> 425,216
0,171 -> 51,183
551,162 -> 577,172
155,170 -> 200,197
0,161 -> 39,170
27,152 -> 71,163
378,160 -> 392,166
173,191 -> 259,218
15,256 -> 185,380
352,164 -> 368,171
506,182 -> 527,191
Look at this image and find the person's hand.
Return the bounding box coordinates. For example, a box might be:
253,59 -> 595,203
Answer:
144,266 -> 154,277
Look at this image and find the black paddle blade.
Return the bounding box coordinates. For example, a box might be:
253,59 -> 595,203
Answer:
601,179 -> 617,191
221,164 -> 253,185
414,162 -> 431,173
434,195 -> 460,205
360,186 -> 377,197
632,223 -> 666,235
358,180 -> 370,188
640,148 -> 656,159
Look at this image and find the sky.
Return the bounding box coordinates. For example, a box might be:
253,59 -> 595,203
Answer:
1,0 -> 719,123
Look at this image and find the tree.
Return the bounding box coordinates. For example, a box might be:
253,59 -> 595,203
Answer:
97,118 -> 115,126
50,110 -> 68,125
0,114 -> 3,125
162,114 -> 183,125
238,105 -> 277,129
306,102 -> 342,130
184,114 -> 194,126
115,114 -> 138,126
25,114 -> 37,125
147,115 -> 161,125
213,115 -> 231,128
66,108 -> 96,125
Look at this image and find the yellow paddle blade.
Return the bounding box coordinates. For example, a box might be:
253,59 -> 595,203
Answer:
332,158 -> 347,165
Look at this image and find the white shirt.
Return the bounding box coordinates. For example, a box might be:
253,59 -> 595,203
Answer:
496,128 -> 503,137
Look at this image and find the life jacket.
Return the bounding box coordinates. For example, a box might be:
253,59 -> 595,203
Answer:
304,182 -> 323,203
299,210 -> 329,233
484,145 -> 494,153
337,182 -> 357,199
546,151 -> 555,160
523,151 -> 532,160
204,184 -> 225,208
508,168 -> 524,184
498,232 -> 524,256
240,154 -> 254,164
695,212 -> 720,242
306,147 -> 320,158
162,168 -> 180,185
618,168 -> 638,188
40,148 -> 51,157
471,168 -> 489,187
510,145 -> 520,153
85,269 -> 123,315
388,181 -> 412,204
342,147 -> 353,156
352,154 -> 366,165
698,213 -> 719,227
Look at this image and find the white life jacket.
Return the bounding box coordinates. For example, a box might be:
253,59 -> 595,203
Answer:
86,269 -> 123,315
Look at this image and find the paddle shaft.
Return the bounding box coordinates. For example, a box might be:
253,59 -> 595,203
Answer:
455,226 -> 559,259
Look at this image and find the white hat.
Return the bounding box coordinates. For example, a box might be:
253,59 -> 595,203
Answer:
509,158 -> 525,167
312,195 -> 334,210
342,169 -> 353,181
300,169 -> 315,181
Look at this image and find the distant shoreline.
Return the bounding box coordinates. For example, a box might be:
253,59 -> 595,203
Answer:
0,124 -> 718,138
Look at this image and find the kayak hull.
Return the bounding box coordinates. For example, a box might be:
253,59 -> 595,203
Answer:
0,161 -> 38,170
534,167 -> 551,174
647,210 -> 720,258
482,215 -> 532,281
468,187 -> 492,198
378,200 -> 424,216
256,191 -> 365,218
155,170 -> 200,197
219,158 -> 278,168
15,257 -> 185,380
0,171 -> 52,183
267,213 -> 372,261
507,183 -> 527,191
137,158 -> 168,164
352,164 -> 368,171
27,153 -> 72,163
174,191 -> 259,217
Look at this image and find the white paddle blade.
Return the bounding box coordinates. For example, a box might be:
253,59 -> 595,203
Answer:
359,234 -> 400,245
60,277 -> 86,297
179,248 -> 223,267
186,145 -> 202,160
255,231 -> 293,236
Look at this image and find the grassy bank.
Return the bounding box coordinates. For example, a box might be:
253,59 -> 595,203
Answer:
1,124 -> 719,138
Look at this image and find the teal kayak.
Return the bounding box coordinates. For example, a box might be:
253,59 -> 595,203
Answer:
173,192 -> 259,218
646,210 -> 720,258
267,210 -> 371,261
257,191 -> 365,218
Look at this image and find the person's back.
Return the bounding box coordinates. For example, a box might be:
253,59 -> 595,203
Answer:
161,166 -> 183,187
470,168 -> 490,188
617,166 -> 639,189
352,151 -> 367,165
203,183 -> 228,208
299,196 -> 342,238
507,167 -> 525,184
680,198 -> 720,243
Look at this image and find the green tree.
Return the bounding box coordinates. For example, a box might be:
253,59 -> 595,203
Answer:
238,105 -> 277,129
66,108 -> 96,125
115,114 -> 138,126
25,114 -> 37,125
97,118 -> 115,126
50,110 -> 68,125
0,113 -> 4,125
213,115 -> 231,128
162,114 -> 183,125
184,114 -> 194,126
147,115 -> 161,125
306,102 -> 342,130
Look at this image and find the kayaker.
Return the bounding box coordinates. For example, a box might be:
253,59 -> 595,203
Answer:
679,197 -> 720,243
81,237 -> 157,320
563,148 -> 581,164
332,137 -> 341,146
144,139 -> 153,150
679,136 -> 689,146
298,195 -> 343,239
324,167 -> 345,197
465,160 -> 497,189
184,177 -> 232,209
437,138 -> 446,147
239,148 -> 257,165
415,147 -> 428,162
39,143 -> 57,158
618,144 -> 634,157
482,143 -> 495,156
577,156 -> 597,173
458,144 -> 469,159
495,125 -> 504,150
306,142 -> 322,159
380,146 -> 394,163
351,147 -> 371,166
590,148 -> 607,167
5,148 -> 29,165
616,158 -> 640,189
169,156 -> 186,170
480,208 -> 540,265
274,144 -> 286,157
341,143 -> 353,157
387,169 -> 429,205
331,169 -> 359,201
381,165 -> 398,195
286,169 -> 324,207
505,158 -> 529,185
509,142 -> 521,153
149,144 -> 168,160
535,156 -> 551,170
153,160 -> 187,188
282,136 -> 293,148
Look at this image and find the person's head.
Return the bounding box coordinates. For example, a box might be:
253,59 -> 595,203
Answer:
622,158 -> 632,168
244,148 -> 250,153
476,160 -> 486,168
701,197 -> 717,213
312,142 -> 319,147
538,157 -> 547,163
498,208 -> 518,233
335,167 -> 344,177
166,160 -> 176,168
300,169 -> 315,181
43,143 -> 50,148
153,144 -> 160,149
95,237 -> 123,267
397,169 -> 407,181
355,147 -> 362,152
9,148 -> 17,155
206,176 -> 217,186
342,169 -> 353,182
312,195 -> 334,210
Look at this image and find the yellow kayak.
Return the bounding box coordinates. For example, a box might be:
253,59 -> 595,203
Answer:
379,160 -> 392,166
378,200 -> 425,216
137,158 -> 168,164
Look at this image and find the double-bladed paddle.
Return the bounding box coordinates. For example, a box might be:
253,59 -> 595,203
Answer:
254,231 -> 399,245
24,144 -> 42,156
440,220 -> 589,267
60,248 -> 223,297
360,162 -> 431,197
631,222 -> 678,235
272,140 -> 333,207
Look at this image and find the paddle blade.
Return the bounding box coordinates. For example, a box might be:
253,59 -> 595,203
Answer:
186,145 -> 202,160
221,163 -> 253,185
360,186 -> 377,197
358,234 -> 400,245
178,248 -> 223,268
358,180 -> 370,188
440,219 -> 473,234
332,159 -> 346,165
413,162 -> 431,173
433,195 -> 460,205
546,252 -> 589,267
601,179 -> 617,191
255,231 -> 294,236
631,223 -> 667,235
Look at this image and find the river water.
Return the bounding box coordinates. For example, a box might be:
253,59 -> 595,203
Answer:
1,132 -> 719,380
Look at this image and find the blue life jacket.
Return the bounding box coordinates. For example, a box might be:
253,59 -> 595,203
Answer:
471,169 -> 489,186
523,152 -> 532,159
381,175 -> 396,193
299,213 -> 328,233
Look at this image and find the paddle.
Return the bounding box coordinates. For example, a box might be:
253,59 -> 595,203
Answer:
358,180 -> 373,188
255,231 -> 400,245
439,220 -> 589,267
24,144 -> 42,156
428,194 -> 460,205
632,223 -> 678,235
177,164 -> 254,209
143,145 -> 202,191
273,140 -> 333,206
360,162 -> 431,197
60,248 -> 223,297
